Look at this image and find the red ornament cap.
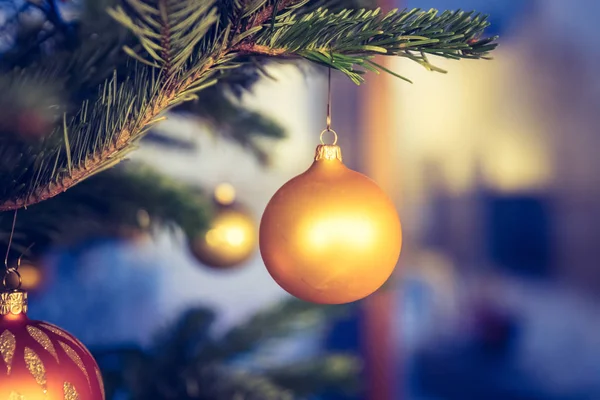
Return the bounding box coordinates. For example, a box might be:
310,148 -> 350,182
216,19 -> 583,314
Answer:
0,290 -> 105,400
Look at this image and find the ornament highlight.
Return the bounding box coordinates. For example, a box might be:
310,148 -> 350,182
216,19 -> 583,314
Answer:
0,290 -> 105,400
190,184 -> 257,269
260,143 -> 402,304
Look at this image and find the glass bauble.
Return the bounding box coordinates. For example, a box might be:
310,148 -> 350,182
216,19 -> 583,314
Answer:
260,144 -> 402,304
190,184 -> 257,269
0,290 -> 105,399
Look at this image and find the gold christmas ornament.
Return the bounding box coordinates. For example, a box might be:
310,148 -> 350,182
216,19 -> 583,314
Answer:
260,68 -> 401,304
260,136 -> 402,304
190,184 -> 257,269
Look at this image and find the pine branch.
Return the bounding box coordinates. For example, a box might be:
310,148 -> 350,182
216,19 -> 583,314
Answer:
108,0 -> 219,73
94,301 -> 354,399
178,85 -> 285,164
200,299 -> 351,362
0,54 -> 220,211
0,0 -> 225,210
0,1 -> 497,210
266,354 -> 361,395
96,307 -> 297,400
0,164 -> 210,260
236,7 -> 498,83
175,368 -> 295,400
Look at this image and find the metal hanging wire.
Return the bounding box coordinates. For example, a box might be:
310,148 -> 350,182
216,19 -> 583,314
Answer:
2,210 -> 21,290
320,66 -> 338,146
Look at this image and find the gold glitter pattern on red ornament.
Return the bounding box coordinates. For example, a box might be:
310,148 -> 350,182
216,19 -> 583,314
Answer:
63,382 -> 80,400
27,325 -> 59,362
24,347 -> 47,390
8,392 -> 25,400
39,323 -> 93,360
39,323 -> 73,342
59,341 -> 90,385
0,330 -> 16,375
72,336 -> 94,359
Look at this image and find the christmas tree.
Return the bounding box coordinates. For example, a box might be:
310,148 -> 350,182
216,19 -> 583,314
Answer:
0,0 -> 497,398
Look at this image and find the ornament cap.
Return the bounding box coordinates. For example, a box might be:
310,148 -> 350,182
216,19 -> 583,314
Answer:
0,289 -> 27,315
315,144 -> 343,162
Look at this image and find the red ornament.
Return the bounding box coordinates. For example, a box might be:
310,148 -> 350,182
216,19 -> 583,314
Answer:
0,290 -> 105,400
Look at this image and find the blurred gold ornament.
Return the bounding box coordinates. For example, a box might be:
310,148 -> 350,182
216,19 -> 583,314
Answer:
190,184 -> 257,269
260,143 -> 402,304
15,263 -> 43,291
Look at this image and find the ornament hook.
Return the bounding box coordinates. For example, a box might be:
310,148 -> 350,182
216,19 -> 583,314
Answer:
326,66 -> 332,132
319,61 -> 338,146
4,209 -> 17,271
319,129 -> 338,145
2,268 -> 21,290
1,210 -> 30,291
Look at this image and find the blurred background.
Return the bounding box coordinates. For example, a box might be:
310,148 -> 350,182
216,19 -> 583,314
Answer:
5,0 -> 600,399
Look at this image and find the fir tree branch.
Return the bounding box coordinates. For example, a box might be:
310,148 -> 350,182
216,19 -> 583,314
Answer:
0,1 -> 497,210
200,300 -> 351,362
235,7 -> 498,84
0,0 -> 226,210
0,164 -> 210,260
178,85 -> 285,164
0,51 -> 221,211
94,300 -> 354,399
266,354 -> 361,395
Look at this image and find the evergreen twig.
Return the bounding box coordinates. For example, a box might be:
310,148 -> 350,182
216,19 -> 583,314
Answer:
0,164 -> 210,260
0,0 -> 497,211
94,299 -> 358,400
